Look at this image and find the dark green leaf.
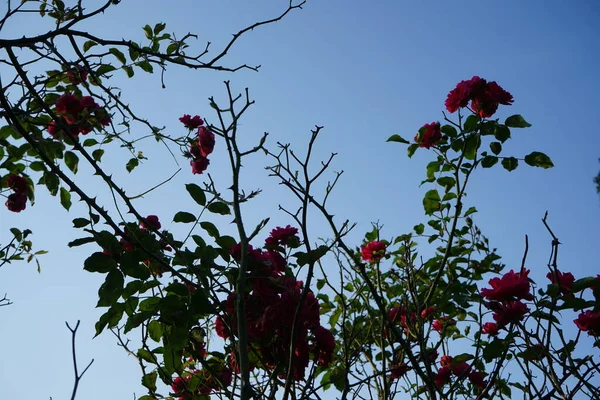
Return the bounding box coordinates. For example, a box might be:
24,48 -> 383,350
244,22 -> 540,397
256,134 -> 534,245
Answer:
463,134 -> 480,160
481,156 -> 498,168
505,114 -> 531,128
44,171 -> 59,195
464,207 -> 477,217
483,339 -> 506,362
423,189 -> 441,215
572,277 -> 600,293
173,211 -> 196,223
136,61 -> 153,73
414,223 -> 425,235
29,161 -> 45,172
96,64 -> 117,76
109,48 -> 126,64
387,134 -> 410,144
185,183 -> 206,206
126,157 -> 139,173
490,142 -> 502,155
501,157 -> 519,172
148,320 -> 163,342
139,297 -> 161,313
83,138 -> 98,147
207,202 -> 230,215
60,187 -> 71,210
524,152 -> 554,169
464,115 -> 479,132
64,151 -> 79,173
92,149 -> 104,162
494,125 -> 511,143
72,218 -> 90,228
138,349 -> 156,364
441,124 -> 458,138
123,65 -> 134,78
68,237 -> 96,247
407,143 -> 419,158
83,40 -> 97,52
143,24 -> 153,39
141,371 -> 157,391
154,23 -> 167,35
84,252 -> 117,273
97,270 -> 124,307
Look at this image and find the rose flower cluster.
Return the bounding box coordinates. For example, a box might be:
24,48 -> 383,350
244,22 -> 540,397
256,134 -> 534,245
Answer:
414,76 -> 513,149
215,225 -> 335,381
180,115 -> 215,175
48,67 -> 111,140
480,269 -> 532,334
4,174 -> 29,212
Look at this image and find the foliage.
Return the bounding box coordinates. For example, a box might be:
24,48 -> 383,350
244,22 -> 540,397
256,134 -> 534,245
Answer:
1,1 -> 599,400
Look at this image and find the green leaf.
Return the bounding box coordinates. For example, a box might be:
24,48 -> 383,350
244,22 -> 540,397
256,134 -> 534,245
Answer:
29,161 -> 45,172
44,171 -> 59,195
426,161 -> 440,180
423,189 -> 441,216
505,114 -> 531,128
97,270 -> 124,307
141,371 -> 157,391
464,115 -> 479,132
464,207 -> 477,217
524,151 -> 554,169
490,142 -> 502,155
68,237 -> 96,247
173,211 -> 196,223
185,183 -> 206,206
138,349 -> 156,364
139,297 -> 161,313
96,64 -> 117,76
154,23 -> 166,35
72,218 -> 90,228
483,339 -> 506,362
387,134 -> 410,144
143,24 -> 153,39
200,221 -> 219,238
123,65 -> 134,78
84,252 -> 117,273
136,61 -> 154,73
64,151 -> 79,173
481,156 -> 498,168
109,48 -> 126,64
83,40 -> 98,52
571,277 -> 600,293
494,125 -> 511,143
207,202 -> 230,215
407,143 -> 419,158
463,134 -> 480,160
413,224 -> 425,235
92,149 -> 104,162
148,320 -> 163,342
60,187 -> 72,210
83,138 -> 98,147
441,124 -> 458,138
126,157 -> 139,173
501,157 -> 519,172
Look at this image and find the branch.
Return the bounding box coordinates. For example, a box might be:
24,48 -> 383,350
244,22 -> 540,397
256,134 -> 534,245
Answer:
65,321 -> 94,400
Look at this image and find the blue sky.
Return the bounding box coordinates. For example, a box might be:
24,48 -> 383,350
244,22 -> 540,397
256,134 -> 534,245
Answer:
1,0 -> 599,398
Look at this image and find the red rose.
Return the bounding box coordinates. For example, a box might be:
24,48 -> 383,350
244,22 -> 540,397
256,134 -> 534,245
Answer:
481,322 -> 499,335
452,362 -> 470,377
493,300 -> 529,328
420,306 -> 436,319
140,214 -> 161,230
440,355 -> 453,368
414,122 -> 442,149
445,76 -> 486,113
574,310 -> 600,336
481,269 -> 533,302
179,114 -> 204,129
66,67 -> 88,85
471,81 -> 514,118
7,174 -> 28,193
361,241 -> 386,262
468,370 -> 487,389
198,126 -> 215,157
434,367 -> 452,387
432,317 -> 456,333
312,325 -> 335,367
55,94 -> 82,119
265,225 -> 299,247
215,316 -> 230,339
80,96 -> 100,111
390,362 -> 409,379
546,270 -> 575,295
5,192 -> 27,212
190,156 -> 210,174
48,119 -> 81,140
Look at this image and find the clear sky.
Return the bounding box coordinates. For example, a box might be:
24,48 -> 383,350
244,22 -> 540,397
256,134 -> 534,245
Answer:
1,1 -> 599,399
